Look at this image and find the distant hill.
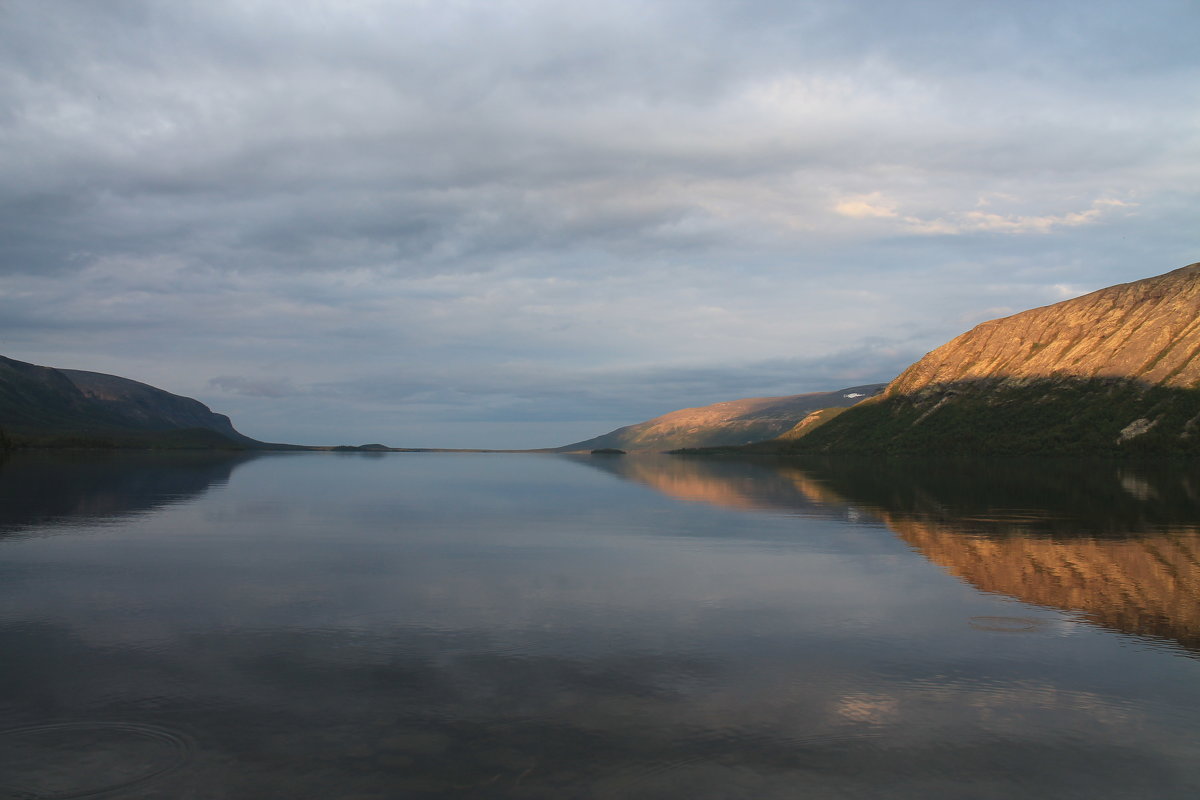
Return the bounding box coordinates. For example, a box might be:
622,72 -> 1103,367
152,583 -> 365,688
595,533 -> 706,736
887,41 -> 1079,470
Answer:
771,262 -> 1200,456
0,355 -> 264,449
554,384 -> 885,453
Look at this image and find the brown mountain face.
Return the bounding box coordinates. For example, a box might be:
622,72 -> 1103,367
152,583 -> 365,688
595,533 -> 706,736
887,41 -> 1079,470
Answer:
888,262 -> 1200,394
777,263 -> 1200,455
554,384 -> 884,452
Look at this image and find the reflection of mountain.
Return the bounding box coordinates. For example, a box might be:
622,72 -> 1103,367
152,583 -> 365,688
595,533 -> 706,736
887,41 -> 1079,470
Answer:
0,450 -> 258,535
883,514 -> 1200,650
575,454 -> 847,515
590,454 -> 1200,652
791,457 -> 1200,537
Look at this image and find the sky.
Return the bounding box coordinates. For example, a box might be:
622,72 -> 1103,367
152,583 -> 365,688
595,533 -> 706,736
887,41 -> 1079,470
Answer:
1,0 -> 1198,448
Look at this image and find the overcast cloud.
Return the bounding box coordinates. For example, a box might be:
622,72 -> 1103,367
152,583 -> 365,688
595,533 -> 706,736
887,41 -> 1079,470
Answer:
1,0 -> 1197,447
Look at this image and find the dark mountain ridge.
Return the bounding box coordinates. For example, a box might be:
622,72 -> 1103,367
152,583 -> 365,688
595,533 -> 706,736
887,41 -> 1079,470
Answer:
0,354 -> 262,448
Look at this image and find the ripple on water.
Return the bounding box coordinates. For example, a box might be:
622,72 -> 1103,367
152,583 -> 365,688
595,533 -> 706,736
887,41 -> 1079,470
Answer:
968,615 -> 1044,633
0,721 -> 194,799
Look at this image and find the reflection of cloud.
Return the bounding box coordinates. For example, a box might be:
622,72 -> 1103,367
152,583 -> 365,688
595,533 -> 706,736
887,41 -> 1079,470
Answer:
836,693 -> 900,725
6,452 -> 1199,794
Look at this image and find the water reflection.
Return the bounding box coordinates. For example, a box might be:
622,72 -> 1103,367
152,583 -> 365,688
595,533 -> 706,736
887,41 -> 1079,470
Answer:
0,449 -> 258,536
576,453 -> 856,524
590,455 -> 1200,653
2,453 -> 1198,798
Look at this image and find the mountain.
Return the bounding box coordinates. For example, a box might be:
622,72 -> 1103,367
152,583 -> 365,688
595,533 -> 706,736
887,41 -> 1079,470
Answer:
773,262 -> 1200,455
0,354 -> 262,448
554,384 -> 885,452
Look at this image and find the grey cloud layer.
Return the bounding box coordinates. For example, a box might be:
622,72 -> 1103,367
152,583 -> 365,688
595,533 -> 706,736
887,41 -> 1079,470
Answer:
1,0 -> 1197,446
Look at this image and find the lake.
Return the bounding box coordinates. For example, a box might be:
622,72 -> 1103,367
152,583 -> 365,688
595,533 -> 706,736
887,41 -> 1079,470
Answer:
1,450 -> 1198,799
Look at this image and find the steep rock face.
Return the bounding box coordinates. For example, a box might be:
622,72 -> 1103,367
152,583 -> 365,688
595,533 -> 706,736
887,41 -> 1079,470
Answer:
60,369 -> 252,441
555,384 -> 884,452
0,355 -> 259,447
889,262 -> 1200,395
0,356 -> 96,431
780,263 -> 1200,455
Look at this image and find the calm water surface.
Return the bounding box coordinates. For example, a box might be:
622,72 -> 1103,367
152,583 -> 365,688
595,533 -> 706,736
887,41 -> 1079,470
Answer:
0,451 -> 1198,799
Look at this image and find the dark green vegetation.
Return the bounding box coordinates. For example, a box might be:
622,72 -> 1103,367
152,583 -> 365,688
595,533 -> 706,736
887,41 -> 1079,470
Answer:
769,378 -> 1200,456
0,354 -> 269,450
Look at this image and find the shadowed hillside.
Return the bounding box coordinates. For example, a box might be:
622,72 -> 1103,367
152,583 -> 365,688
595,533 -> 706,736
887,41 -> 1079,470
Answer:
0,354 -> 263,448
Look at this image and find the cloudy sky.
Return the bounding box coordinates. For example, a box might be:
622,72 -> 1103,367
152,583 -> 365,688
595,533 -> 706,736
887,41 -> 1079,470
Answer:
2,0 -> 1197,448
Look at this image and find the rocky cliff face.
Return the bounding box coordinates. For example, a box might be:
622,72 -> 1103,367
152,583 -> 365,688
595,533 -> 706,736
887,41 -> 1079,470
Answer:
779,263 -> 1200,455
59,369 -> 252,442
555,384 -> 884,452
889,262 -> 1200,395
